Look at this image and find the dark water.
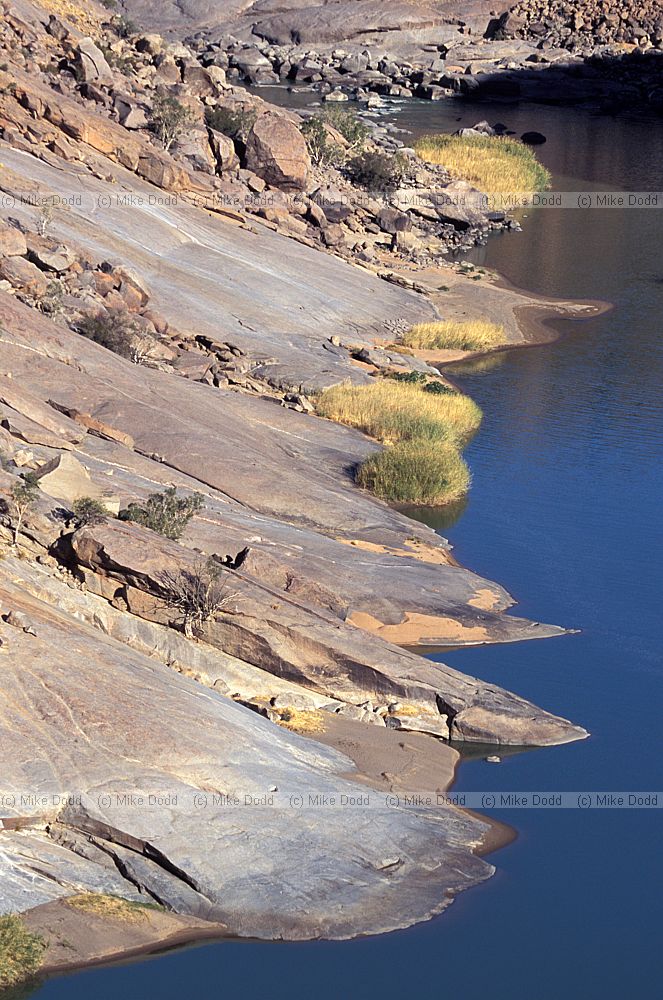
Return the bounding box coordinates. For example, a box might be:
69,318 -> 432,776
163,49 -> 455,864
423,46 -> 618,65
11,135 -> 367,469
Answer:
30,103 -> 663,998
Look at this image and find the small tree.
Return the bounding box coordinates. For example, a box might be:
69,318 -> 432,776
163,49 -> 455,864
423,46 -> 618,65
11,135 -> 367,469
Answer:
321,106 -> 369,151
9,473 -> 39,546
120,487 -> 203,540
37,197 -> 57,237
149,93 -> 195,152
159,556 -> 237,637
301,116 -> 344,168
72,497 -> 110,527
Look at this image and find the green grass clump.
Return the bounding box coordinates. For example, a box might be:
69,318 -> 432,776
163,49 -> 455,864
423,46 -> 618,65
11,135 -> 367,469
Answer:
403,319 -> 505,352
317,380 -> 481,506
0,915 -> 45,989
357,440 -> 470,505
316,380 -> 481,447
414,133 -> 550,197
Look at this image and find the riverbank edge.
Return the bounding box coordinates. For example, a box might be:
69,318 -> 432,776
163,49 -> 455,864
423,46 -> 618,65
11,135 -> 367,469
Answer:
14,713 -> 514,991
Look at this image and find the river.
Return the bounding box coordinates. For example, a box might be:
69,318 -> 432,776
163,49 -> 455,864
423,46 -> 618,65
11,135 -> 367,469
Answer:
29,98 -> 663,998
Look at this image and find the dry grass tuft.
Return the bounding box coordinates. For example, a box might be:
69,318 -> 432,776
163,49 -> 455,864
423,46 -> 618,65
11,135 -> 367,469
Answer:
403,319 -> 505,352
65,894 -> 158,923
316,380 -> 481,447
356,440 -> 470,505
277,708 -> 326,733
415,133 -> 550,198
0,915 -> 45,988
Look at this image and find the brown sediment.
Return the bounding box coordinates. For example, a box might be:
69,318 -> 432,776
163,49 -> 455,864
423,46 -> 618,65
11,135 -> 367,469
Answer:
468,588 -> 504,611
348,610 -> 491,645
337,537 -> 453,565
308,713 -> 515,857
22,900 -> 228,981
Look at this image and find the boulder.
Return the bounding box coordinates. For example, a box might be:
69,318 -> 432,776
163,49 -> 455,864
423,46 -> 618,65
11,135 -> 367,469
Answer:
76,38 -> 114,88
377,207 -> 412,234
521,131 -> 547,145
33,453 -> 119,512
245,113 -> 311,192
0,224 -> 27,257
208,129 -> 240,173
0,256 -> 48,296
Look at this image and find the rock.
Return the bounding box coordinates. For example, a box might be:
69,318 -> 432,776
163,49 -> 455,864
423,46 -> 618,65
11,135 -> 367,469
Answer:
208,129 -> 240,173
377,207 -> 412,234
486,755 -> 502,763
114,95 -> 149,130
0,224 -> 27,257
271,692 -> 318,711
76,38 -> 114,87
324,89 -> 348,102
0,256 -> 48,296
2,610 -> 37,636
245,113 -> 311,192
386,713 -> 450,739
32,452 -> 119,512
521,131 -> 547,145
28,245 -> 76,273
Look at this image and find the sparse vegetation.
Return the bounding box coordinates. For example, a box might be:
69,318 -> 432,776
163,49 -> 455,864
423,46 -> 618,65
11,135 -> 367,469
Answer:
149,93 -> 196,152
76,309 -> 139,360
316,381 -> 481,447
301,106 -> 368,167
159,556 -> 237,637
0,914 -> 45,989
71,497 -> 110,527
111,14 -> 138,39
36,197 -> 58,237
402,320 -> 506,352
414,133 -> 551,198
356,439 -> 470,505
120,486 -> 203,540
204,106 -> 256,141
65,894 -> 159,922
347,150 -> 410,192
8,473 -> 39,547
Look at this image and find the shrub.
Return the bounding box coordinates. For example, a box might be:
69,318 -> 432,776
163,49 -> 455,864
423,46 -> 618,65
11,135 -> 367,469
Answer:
149,93 -> 195,151
388,371 -> 427,384
402,320 -> 505,352
120,486 -> 203,540
71,497 -> 110,527
316,380 -> 481,447
347,150 -> 409,192
423,380 -> 453,395
321,106 -> 369,150
356,440 -> 470,505
76,309 -> 138,360
0,914 -> 45,989
205,105 -> 256,141
112,15 -> 139,38
158,556 -> 237,637
414,133 -> 550,198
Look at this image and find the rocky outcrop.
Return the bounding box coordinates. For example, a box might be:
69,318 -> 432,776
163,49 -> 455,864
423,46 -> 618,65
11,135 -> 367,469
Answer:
245,111 -> 311,191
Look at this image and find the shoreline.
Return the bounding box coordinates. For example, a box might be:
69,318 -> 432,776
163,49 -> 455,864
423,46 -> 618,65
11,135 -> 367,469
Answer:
18,712 -> 515,990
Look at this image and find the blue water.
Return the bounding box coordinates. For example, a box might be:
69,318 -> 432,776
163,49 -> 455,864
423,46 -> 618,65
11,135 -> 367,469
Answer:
30,107 -> 663,997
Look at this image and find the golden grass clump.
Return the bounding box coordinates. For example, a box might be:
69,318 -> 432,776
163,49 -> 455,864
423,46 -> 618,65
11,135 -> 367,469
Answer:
414,133 -> 551,197
0,915 -> 45,988
316,381 -> 482,447
277,708 -> 326,733
356,440 -> 470,506
65,894 -> 157,923
403,319 -> 506,352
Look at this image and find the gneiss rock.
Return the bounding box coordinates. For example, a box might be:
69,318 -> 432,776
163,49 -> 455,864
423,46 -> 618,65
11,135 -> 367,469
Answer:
0,223 -> 27,257
245,112 -> 311,192
76,38 -> 114,88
